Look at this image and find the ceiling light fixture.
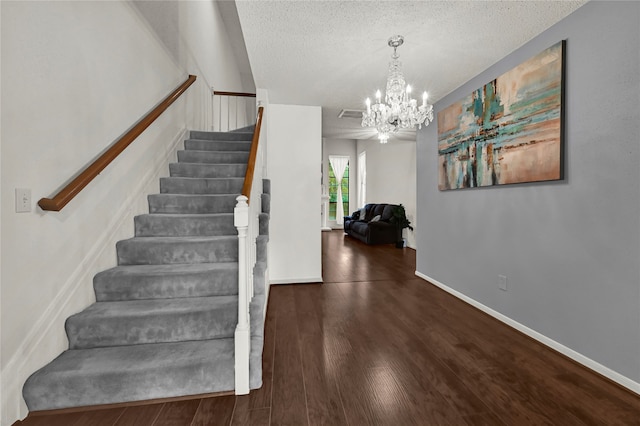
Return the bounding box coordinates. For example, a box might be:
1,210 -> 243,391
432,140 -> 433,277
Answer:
361,35 -> 434,143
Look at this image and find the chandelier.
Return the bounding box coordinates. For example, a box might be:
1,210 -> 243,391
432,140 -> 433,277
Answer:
361,35 -> 434,143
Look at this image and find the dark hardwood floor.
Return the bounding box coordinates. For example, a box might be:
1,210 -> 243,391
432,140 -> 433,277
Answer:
17,230 -> 640,425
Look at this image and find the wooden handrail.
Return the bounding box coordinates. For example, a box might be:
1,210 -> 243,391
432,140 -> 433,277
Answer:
213,91 -> 256,98
39,75 -> 197,211
241,106 -> 264,202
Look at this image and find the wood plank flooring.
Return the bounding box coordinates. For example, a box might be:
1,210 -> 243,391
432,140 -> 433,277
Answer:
16,230 -> 640,425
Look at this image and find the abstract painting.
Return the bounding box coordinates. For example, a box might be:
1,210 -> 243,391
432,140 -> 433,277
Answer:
438,41 -> 565,190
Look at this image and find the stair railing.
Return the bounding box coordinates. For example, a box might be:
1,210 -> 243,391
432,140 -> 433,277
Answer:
38,75 -> 197,211
212,91 -> 257,132
234,105 -> 264,394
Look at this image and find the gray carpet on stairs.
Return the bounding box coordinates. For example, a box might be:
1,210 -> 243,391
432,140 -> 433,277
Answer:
148,194 -> 238,214
160,177 -> 244,194
23,339 -> 235,411
65,296 -> 238,349
23,129 -> 269,411
134,213 -> 235,237
116,236 -> 239,265
178,150 -> 249,164
94,263 -> 238,301
169,163 -> 247,178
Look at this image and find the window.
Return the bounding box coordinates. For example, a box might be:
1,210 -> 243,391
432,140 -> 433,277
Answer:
328,158 -> 349,221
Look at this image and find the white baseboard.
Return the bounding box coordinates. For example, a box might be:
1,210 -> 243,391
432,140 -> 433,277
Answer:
270,276 -> 323,285
414,271 -> 640,396
0,129 -> 187,426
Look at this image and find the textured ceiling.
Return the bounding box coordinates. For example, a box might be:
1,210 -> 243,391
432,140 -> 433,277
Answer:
235,0 -> 587,141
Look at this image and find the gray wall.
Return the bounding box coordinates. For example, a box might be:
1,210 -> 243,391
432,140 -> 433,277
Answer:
416,1 -> 639,382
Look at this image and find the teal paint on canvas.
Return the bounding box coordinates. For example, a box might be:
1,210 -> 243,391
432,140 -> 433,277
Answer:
437,41 -> 564,190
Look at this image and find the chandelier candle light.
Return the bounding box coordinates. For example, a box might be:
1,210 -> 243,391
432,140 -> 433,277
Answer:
362,35 -> 434,143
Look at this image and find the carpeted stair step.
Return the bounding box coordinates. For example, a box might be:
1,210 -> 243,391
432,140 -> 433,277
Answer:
116,236 -> 238,265
249,263 -> 268,390
257,235 -> 268,263
134,214 -> 235,237
178,150 -> 249,164
250,335 -> 264,390
23,338 -> 234,411
94,263 -> 238,301
190,130 -> 252,141
184,139 -> 251,152
261,192 -> 270,214
250,294 -> 266,337
259,212 -> 269,236
231,125 -> 255,133
169,162 -> 246,178
148,194 -> 238,214
253,262 -> 268,297
65,296 -> 238,349
160,177 -> 243,195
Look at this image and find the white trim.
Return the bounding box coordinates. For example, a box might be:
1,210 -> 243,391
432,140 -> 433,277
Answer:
1,129 -> 187,425
414,271 -> 640,396
270,277 -> 323,285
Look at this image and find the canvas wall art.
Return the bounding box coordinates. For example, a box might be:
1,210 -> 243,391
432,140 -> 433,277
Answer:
437,41 -> 565,190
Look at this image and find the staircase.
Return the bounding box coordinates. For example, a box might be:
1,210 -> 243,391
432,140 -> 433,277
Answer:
22,128 -> 269,411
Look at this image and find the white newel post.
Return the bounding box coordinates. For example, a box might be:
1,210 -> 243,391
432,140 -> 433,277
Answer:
234,195 -> 250,394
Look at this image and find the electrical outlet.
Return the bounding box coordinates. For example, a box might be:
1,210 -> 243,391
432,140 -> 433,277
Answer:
16,188 -> 31,213
498,275 -> 507,291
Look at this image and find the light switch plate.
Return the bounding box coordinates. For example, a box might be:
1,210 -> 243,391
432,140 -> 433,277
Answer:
498,274 -> 507,291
